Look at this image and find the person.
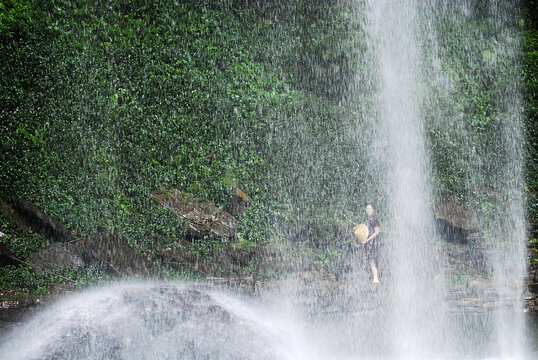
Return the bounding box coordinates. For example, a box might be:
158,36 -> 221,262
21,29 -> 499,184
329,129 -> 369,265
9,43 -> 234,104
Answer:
362,203 -> 380,283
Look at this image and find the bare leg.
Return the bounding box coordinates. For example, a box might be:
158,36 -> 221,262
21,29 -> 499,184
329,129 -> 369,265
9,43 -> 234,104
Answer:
370,260 -> 379,283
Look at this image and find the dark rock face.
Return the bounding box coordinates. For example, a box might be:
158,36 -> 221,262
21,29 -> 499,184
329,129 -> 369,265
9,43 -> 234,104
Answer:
435,198 -> 481,244
26,231 -> 160,279
1,201 -> 160,279
152,189 -> 238,239
2,199 -> 255,297
0,243 -> 21,267
82,231 -> 160,278
0,283 -> 75,325
11,200 -> 74,243
28,242 -> 85,273
158,244 -> 253,282
0,283 -> 288,360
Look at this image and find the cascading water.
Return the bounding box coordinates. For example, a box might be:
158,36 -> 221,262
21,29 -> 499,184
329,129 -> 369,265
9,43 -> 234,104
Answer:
363,0 -> 447,356
0,1 -> 533,359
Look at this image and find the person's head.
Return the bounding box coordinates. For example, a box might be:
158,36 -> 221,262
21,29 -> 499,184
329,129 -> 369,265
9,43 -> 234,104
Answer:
365,203 -> 375,217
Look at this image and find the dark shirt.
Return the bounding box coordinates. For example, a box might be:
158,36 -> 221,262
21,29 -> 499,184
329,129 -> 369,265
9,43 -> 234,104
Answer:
363,215 -> 380,263
365,215 -> 380,238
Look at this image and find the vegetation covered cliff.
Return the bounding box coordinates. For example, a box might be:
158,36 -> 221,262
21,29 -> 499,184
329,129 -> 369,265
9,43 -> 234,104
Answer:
0,0 -> 536,302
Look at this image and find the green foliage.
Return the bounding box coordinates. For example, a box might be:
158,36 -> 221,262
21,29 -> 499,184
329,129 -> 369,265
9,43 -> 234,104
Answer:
0,0 -> 33,39
249,1 -> 370,100
422,4 -> 522,201
46,266 -> 111,287
0,265 -> 48,293
0,0 -> 371,263
447,270 -> 470,286
0,0 -> 275,251
0,212 -> 46,259
0,264 -> 112,294
0,0 -> 535,293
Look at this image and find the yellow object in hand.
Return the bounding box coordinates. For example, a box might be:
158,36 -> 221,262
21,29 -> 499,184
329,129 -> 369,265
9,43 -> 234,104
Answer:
353,224 -> 368,244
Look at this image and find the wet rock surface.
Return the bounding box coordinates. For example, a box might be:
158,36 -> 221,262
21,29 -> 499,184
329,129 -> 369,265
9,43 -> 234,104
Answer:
152,189 -> 238,239
82,231 -> 160,278
10,200 -> 75,243
226,186 -> 250,218
435,198 -> 481,244
3,201 -> 160,278
158,243 -> 252,279
25,231 -> 161,278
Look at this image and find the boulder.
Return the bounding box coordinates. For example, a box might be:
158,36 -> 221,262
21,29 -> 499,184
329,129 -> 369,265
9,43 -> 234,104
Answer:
152,189 -> 237,239
82,231 -> 161,278
3,200 -> 255,282
28,241 -> 85,273
435,197 -> 480,244
158,246 -> 250,278
28,231 -> 161,278
0,284 -> 289,360
435,197 -> 480,232
0,242 -> 21,267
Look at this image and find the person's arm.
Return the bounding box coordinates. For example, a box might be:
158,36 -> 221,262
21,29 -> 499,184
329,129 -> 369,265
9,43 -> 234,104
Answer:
365,226 -> 380,243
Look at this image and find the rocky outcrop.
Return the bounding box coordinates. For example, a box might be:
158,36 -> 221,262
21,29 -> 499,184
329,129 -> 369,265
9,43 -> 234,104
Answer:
2,201 -> 160,279
3,200 -> 256,284
83,231 -> 161,278
152,189 -> 238,239
435,197 -> 480,244
23,231 -> 160,279
0,284 -> 75,324
158,245 -> 252,279
0,242 -> 21,267
10,200 -> 75,243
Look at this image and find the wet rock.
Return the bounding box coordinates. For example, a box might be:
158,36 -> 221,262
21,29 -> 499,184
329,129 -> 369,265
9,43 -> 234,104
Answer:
11,199 -> 74,243
28,242 -> 85,273
444,241 -> 489,275
226,186 -> 250,218
284,218 -> 311,243
152,189 -> 238,239
212,245 -> 252,267
435,197 -> 480,244
25,230 -> 160,279
3,201 -> 160,278
158,245 -> 250,278
525,241 -> 538,312
0,283 -> 75,325
82,231 -> 161,278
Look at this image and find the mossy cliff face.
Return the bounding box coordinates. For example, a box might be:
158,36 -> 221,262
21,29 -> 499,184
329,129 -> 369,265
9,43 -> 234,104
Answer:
0,0 -> 536,309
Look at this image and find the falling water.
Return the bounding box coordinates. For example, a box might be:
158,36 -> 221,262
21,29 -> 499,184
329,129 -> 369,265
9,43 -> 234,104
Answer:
359,0 -> 528,358
363,0 -> 445,356
0,1 -> 533,359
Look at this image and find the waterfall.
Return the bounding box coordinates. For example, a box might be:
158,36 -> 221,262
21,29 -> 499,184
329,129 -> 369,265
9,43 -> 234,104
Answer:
0,1 -> 532,359
363,0 -> 446,356
361,0 -> 528,357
